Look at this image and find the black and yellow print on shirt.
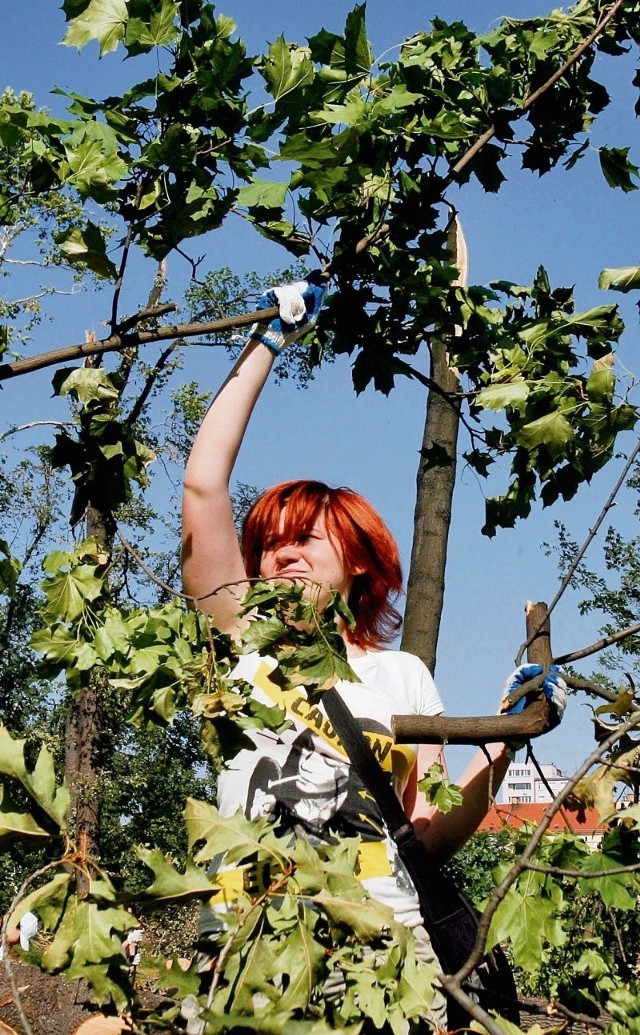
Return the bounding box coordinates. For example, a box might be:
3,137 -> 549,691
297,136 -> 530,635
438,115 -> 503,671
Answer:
248,660 -> 415,841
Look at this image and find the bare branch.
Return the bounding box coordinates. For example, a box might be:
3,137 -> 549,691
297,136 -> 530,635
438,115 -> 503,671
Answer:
525,860 -> 640,878
0,420 -> 72,443
556,622 -> 640,665
0,306 -> 280,382
114,528 -> 188,602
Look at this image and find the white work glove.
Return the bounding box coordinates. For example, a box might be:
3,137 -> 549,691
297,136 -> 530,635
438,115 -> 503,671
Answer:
250,273 -> 325,355
500,663 -> 567,752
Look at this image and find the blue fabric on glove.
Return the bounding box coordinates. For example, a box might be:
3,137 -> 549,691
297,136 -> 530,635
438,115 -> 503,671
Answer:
252,272 -> 325,354
502,663 -> 567,728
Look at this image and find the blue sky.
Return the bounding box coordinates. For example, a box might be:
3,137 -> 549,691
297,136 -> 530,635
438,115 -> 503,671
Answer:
2,2 -> 640,779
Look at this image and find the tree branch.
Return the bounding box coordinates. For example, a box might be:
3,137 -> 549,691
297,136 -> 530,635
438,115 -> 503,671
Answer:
555,622 -> 640,666
516,438 -> 640,665
450,0 -> 627,179
525,860 -> 640,878
0,307 -> 279,382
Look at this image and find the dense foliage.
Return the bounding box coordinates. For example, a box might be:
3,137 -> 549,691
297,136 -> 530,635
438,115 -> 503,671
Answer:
1,1 -> 640,1032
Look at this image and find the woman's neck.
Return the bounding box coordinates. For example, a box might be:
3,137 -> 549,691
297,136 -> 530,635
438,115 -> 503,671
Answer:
345,640 -> 367,659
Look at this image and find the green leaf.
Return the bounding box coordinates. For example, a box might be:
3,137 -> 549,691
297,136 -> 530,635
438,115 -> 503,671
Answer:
62,138 -> 128,197
154,957 -> 200,998
63,0 -> 127,56
55,222 -> 117,279
518,410 -> 574,457
240,617 -> 288,653
272,924 -> 325,1012
186,800 -> 286,867
137,846 -> 217,902
125,0 -> 179,52
578,852 -> 637,909
52,366 -> 119,404
0,786 -> 50,839
585,353 -> 615,404
92,611 -> 132,661
72,901 -> 129,964
30,625 -> 78,669
237,179 -> 289,211
476,381 -> 530,412
316,890 -> 395,940
0,539 -> 21,595
40,563 -> 104,623
598,265 -> 640,292
599,146 -> 640,192
262,38 -> 314,100
38,883 -> 130,1008
397,936 -> 439,1018
418,764 -> 463,814
19,874 -> 73,936
0,727 -> 69,830
311,96 -> 368,128
489,879 -> 566,970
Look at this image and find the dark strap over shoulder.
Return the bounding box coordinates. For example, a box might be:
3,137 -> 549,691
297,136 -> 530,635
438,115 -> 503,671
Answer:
322,687 -> 442,925
323,687 -> 520,1025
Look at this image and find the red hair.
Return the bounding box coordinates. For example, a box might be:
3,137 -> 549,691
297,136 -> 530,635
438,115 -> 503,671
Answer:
241,480 -> 403,650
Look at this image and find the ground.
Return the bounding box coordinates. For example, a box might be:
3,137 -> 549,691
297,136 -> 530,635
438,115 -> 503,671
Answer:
0,960 -> 165,1035
0,960 -> 605,1035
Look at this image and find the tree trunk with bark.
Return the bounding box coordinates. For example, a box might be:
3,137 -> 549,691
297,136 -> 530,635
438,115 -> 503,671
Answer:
64,504 -> 112,896
401,220 -> 467,676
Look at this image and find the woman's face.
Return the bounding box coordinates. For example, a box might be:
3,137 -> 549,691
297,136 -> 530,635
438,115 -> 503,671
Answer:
258,509 -> 355,609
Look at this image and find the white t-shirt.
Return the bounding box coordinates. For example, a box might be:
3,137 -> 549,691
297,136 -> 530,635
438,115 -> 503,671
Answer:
215,649 -> 443,927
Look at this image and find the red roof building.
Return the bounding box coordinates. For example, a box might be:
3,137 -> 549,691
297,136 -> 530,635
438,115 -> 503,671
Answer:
477,802 -> 607,847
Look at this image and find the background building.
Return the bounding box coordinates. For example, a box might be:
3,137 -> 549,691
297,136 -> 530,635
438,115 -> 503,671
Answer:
499,761 -> 567,804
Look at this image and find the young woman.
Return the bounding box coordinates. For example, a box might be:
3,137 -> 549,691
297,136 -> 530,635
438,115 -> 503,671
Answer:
181,277 -> 565,1019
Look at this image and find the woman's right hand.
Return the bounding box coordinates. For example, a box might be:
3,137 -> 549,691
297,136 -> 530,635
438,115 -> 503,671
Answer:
250,273 -> 326,355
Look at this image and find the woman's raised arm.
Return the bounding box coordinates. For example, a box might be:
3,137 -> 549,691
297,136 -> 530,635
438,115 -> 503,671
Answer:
181,277 -> 325,633
182,337 -> 275,630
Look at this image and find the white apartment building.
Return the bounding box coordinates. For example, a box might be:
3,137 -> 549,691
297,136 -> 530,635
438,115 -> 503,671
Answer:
499,761 -> 567,804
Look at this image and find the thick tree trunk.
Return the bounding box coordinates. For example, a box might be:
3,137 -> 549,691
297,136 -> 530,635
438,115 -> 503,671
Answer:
401,220 -> 466,676
401,349 -> 460,675
64,504 -> 112,895
64,672 -> 105,890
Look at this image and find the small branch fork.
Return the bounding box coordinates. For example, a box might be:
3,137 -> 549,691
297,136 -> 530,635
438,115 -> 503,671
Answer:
516,439 -> 640,667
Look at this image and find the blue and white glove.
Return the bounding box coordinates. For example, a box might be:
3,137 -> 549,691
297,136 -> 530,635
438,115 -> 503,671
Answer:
250,273 -> 325,355
501,663 -> 567,731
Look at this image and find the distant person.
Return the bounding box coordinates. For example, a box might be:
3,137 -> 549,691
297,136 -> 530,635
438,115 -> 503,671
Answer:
123,921 -> 143,983
0,910 -> 38,959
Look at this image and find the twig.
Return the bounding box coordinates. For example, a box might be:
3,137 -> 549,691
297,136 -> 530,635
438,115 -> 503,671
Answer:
114,529 -> 189,602
125,340 -> 180,428
0,421 -> 72,443
526,746 -> 577,834
525,860 -> 640,878
555,622 -> 640,665
516,439 -> 640,665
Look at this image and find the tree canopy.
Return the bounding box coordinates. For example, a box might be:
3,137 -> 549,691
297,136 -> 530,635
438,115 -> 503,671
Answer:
1,1 -> 640,1031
